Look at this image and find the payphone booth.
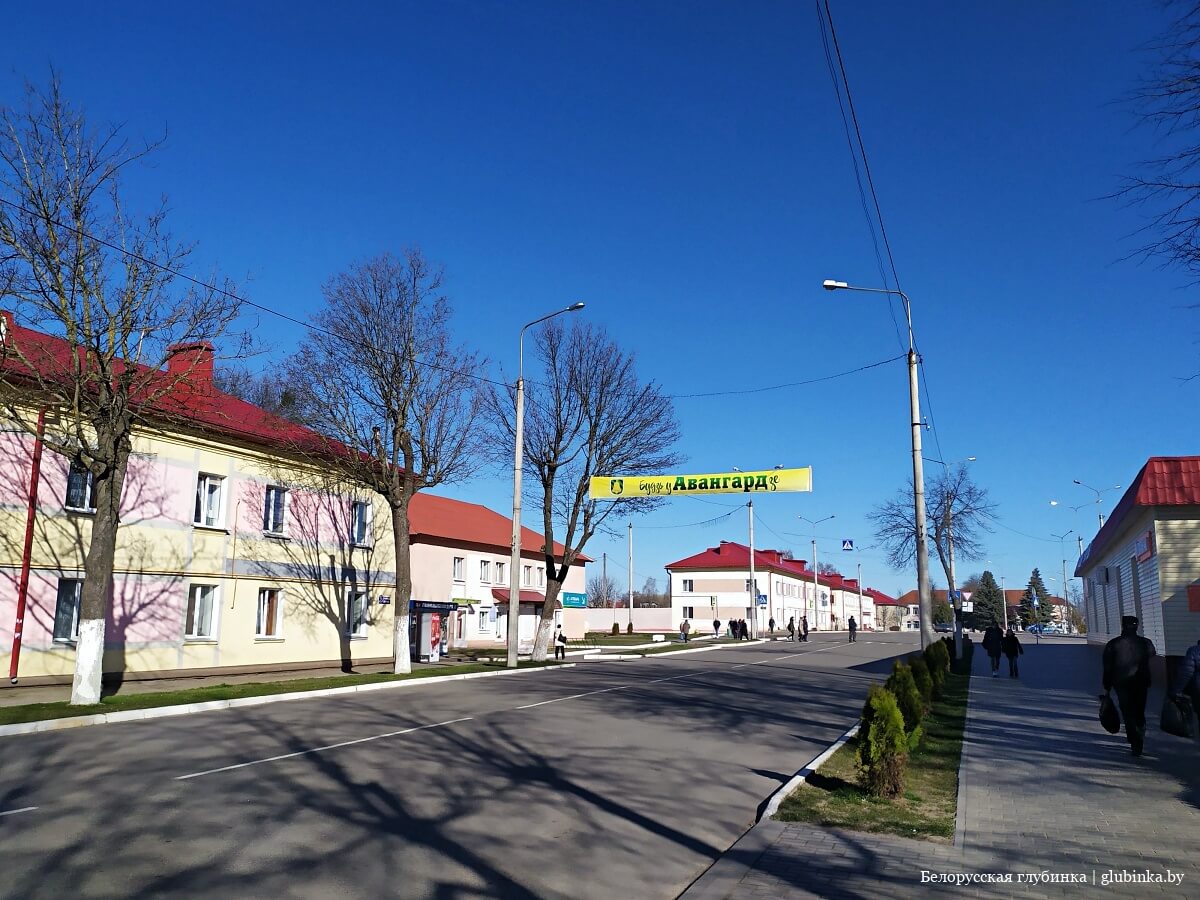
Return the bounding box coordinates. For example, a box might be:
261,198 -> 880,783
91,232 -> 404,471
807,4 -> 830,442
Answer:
409,600 -> 457,662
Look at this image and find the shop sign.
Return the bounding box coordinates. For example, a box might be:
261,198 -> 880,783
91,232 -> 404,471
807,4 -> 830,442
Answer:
378,594 -> 391,606
590,467 -> 812,500
561,592 -> 587,608
1134,529 -> 1155,563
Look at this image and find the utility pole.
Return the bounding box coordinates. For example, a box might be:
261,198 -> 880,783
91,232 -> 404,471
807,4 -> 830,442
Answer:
748,500 -> 757,639
811,538 -> 819,631
602,553 -> 607,606
857,561 -> 864,628
1001,575 -> 1008,631
627,522 -> 633,630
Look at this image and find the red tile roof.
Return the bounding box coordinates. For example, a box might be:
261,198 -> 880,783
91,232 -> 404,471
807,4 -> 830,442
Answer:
409,492 -> 584,561
666,541 -> 889,598
1077,457 -> 1200,575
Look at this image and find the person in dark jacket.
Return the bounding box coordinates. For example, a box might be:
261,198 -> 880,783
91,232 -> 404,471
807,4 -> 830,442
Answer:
1102,616 -> 1157,757
800,615 -> 809,642
786,616 -> 796,641
1002,627 -> 1023,678
739,619 -> 749,641
713,619 -> 721,638
982,624 -> 1004,677
768,616 -> 776,636
847,616 -> 858,643
1172,637 -> 1200,733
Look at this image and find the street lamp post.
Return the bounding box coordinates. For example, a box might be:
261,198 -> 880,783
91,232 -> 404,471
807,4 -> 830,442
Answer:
507,302 -> 585,668
1050,529 -> 1074,632
1072,479 -> 1121,528
798,515 -> 834,633
823,279 -> 933,648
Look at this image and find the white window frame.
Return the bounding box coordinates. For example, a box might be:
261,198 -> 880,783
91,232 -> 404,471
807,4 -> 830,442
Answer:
478,610 -> 490,632
350,500 -> 373,547
346,589 -> 369,638
683,606 -> 694,619
682,579 -> 694,593
263,485 -> 288,536
480,560 -> 491,583
537,567 -> 545,588
452,557 -> 465,582
522,565 -> 532,586
256,587 -> 284,638
64,462 -> 96,512
496,561 -> 506,584
194,474 -> 225,528
53,578 -> 82,642
185,584 -> 219,640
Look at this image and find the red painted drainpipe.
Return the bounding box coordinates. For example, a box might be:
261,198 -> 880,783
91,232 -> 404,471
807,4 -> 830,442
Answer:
9,410 -> 46,683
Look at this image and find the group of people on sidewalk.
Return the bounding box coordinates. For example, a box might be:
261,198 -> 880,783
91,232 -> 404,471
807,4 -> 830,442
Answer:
785,615 -> 809,642
982,623 -> 1024,677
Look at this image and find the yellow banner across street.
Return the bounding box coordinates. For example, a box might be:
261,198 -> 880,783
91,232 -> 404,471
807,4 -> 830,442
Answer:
590,467 -> 812,500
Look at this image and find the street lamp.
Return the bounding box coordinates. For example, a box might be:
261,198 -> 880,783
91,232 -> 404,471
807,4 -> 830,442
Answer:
798,515 -> 835,632
507,302 -> 585,668
823,279 -> 933,648
1072,479 -> 1121,528
1050,529 -> 1074,633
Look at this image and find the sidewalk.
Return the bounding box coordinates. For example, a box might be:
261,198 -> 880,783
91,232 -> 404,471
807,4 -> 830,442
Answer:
684,639 -> 1199,899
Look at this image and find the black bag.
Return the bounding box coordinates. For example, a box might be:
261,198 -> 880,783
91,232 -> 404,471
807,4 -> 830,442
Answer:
1161,694 -> 1196,739
1099,693 -> 1121,734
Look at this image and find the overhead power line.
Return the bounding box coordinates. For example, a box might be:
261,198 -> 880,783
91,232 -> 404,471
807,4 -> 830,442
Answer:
668,354 -> 904,399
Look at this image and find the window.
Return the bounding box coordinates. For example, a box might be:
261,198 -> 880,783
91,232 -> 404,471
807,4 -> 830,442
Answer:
257,588 -> 283,637
682,579 -> 694,592
263,486 -> 287,535
496,562 -> 506,584
480,560 -> 491,583
185,584 -> 218,639
53,578 -> 82,641
452,557 -> 465,581
346,589 -> 369,637
478,611 -> 490,632
350,500 -> 372,546
683,606 -> 694,619
523,565 -> 532,586
64,462 -> 95,511
537,567 -> 545,587
194,474 -> 225,527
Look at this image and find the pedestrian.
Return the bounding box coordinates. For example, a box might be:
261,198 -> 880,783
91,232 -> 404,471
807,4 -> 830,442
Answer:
681,619 -> 691,643
768,616 -> 776,636
801,615 -> 809,643
847,615 -> 857,643
787,616 -> 796,642
713,618 -> 721,638
982,623 -> 1003,677
1102,616 -> 1157,757
554,625 -> 568,661
1172,637 -> 1200,734
1002,627 -> 1023,677
743,619 -> 751,640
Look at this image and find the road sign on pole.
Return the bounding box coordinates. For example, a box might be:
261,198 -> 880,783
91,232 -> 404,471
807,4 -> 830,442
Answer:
841,539 -> 854,551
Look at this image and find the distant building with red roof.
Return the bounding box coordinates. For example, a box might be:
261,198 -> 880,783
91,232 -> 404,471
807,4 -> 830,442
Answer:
665,540 -> 892,634
1075,456 -> 1200,662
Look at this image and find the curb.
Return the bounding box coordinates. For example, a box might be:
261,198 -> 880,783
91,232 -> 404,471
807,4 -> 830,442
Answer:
0,663 -> 577,739
762,722 -> 860,818
953,670 -> 975,850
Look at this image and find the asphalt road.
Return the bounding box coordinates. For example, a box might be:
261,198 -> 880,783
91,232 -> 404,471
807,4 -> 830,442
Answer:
0,633 -> 918,900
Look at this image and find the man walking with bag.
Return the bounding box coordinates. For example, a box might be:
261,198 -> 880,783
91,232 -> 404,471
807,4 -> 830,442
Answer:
1102,616 -> 1157,757
1171,636 -> 1200,735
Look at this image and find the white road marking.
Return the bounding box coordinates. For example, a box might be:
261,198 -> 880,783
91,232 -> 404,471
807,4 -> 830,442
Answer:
0,806 -> 37,818
175,717 -> 474,780
515,671 -> 704,710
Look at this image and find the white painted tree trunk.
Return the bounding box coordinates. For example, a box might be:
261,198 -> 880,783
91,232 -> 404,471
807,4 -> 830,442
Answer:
70,618 -> 106,705
393,610 -> 412,675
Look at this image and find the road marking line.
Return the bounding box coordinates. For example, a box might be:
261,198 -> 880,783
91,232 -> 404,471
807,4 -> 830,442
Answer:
515,671 -> 704,710
0,806 -> 38,818
175,717 -> 474,780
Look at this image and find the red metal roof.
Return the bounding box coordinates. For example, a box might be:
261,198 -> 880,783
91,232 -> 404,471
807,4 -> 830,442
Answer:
666,541 -> 889,598
491,588 -> 548,604
409,492 -> 581,561
1076,456 -> 1200,575
894,589 -> 1064,607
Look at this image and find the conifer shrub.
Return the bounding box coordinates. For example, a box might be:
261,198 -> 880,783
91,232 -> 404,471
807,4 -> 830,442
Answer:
908,655 -> 933,708
923,644 -> 946,700
626,622 -> 634,634
857,684 -> 908,799
884,661 -> 924,734
611,623 -> 621,636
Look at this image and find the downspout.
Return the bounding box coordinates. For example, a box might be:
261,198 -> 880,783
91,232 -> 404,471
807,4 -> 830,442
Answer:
10,410 -> 47,683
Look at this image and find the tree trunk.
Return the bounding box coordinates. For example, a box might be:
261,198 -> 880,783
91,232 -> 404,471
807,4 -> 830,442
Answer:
530,577 -> 563,662
391,499 -> 413,675
70,444 -> 129,706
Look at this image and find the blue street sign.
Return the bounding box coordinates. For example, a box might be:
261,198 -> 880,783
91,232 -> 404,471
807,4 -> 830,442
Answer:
842,539 -> 854,551
561,592 -> 587,608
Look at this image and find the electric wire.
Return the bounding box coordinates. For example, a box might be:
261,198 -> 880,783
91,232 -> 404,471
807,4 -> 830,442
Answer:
667,354 -> 904,399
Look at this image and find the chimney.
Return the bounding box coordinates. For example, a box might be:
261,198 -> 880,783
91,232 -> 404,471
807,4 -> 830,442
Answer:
166,341 -> 214,385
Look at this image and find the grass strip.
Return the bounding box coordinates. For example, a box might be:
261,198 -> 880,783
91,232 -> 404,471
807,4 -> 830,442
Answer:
0,660 -> 561,727
773,671 -> 969,842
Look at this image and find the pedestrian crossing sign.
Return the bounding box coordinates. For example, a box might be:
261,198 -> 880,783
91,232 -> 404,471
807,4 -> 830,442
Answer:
842,539 -> 854,551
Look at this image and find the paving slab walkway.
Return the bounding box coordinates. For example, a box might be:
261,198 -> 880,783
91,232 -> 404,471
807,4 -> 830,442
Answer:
684,638 -> 1200,899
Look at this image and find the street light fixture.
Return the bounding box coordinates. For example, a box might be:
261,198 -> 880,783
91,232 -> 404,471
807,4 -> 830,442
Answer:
823,278 -> 933,648
507,302 -> 585,668
798,515 -> 835,631
1072,479 -> 1121,527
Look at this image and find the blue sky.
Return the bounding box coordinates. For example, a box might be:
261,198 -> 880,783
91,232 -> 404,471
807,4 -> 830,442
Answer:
5,1 -> 1196,599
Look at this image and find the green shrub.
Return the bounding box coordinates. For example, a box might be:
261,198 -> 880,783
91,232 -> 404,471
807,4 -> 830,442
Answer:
908,655 -> 933,708
885,661 -> 924,734
611,623 -> 621,636
626,622 -> 634,634
857,684 -> 908,799
925,639 -> 950,676
906,722 -> 924,752
923,647 -> 946,700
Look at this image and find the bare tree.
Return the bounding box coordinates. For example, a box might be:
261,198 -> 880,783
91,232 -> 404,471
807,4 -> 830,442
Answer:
816,562 -> 840,576
869,464 -> 996,643
214,365 -> 298,420
586,572 -> 618,608
491,319 -> 681,660
285,250 -> 484,675
0,77 -> 248,704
